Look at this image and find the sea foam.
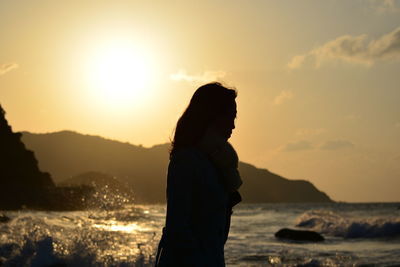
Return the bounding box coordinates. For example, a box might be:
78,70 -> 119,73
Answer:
295,210 -> 400,238
0,209 -> 158,267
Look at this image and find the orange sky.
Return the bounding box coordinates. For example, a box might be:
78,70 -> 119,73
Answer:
1,0 -> 400,202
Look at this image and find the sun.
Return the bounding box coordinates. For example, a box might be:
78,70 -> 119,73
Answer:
85,40 -> 155,110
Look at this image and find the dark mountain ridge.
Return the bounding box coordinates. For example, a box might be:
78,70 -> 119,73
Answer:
21,130 -> 332,203
0,105 -> 95,210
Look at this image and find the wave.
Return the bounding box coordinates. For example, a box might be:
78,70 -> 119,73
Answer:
295,210 -> 400,238
0,236 -> 155,267
0,208 -> 160,267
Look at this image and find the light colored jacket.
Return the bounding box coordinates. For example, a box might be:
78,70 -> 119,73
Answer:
155,147 -> 232,267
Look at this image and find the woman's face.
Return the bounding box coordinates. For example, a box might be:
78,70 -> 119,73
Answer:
211,100 -> 237,140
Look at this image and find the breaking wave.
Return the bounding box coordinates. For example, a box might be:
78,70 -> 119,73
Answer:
0,207 -> 161,266
0,236 -> 155,267
296,210 -> 400,238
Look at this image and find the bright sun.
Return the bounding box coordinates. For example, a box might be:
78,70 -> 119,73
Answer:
86,40 -> 155,110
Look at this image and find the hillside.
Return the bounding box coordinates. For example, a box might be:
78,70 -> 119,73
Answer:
21,131 -> 332,203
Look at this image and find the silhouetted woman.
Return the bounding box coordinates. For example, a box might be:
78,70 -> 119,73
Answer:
155,82 -> 242,266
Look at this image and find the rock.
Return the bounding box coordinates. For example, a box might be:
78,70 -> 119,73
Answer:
274,228 -> 324,242
0,104 -> 55,210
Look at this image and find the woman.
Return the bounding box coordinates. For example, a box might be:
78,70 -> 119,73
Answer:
155,82 -> 242,267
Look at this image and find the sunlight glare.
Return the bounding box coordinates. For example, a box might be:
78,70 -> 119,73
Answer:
86,40 -> 155,110
93,221 -> 148,233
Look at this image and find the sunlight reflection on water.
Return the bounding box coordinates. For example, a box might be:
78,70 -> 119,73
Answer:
1,203 -> 399,266
0,205 -> 164,266
93,221 -> 149,232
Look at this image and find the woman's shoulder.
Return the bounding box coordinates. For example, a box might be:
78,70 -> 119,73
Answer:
170,147 -> 204,164
170,147 -> 214,171
168,148 -> 205,181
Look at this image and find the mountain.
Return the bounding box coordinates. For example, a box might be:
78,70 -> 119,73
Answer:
21,131 -> 332,203
238,162 -> 331,203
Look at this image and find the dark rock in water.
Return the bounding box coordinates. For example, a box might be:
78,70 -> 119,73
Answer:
0,214 -> 11,223
275,228 -> 324,242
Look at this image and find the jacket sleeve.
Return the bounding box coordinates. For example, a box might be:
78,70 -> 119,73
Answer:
164,153 -> 204,265
223,190 -> 242,244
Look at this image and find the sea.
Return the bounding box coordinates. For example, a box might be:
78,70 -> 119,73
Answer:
1,202 -> 400,266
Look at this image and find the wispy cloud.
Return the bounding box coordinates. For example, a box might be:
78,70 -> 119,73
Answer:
296,128 -> 326,136
320,140 -> 354,150
273,90 -> 294,105
170,69 -> 226,83
288,26 -> 400,69
281,140 -> 313,152
287,55 -> 307,69
0,63 -> 18,76
370,0 -> 400,14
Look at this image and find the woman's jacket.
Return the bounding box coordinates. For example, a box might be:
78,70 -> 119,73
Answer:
155,147 -> 241,267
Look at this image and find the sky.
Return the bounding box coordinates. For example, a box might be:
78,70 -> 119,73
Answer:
1,0 -> 399,202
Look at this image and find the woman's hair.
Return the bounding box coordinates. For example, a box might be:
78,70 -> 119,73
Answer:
170,82 -> 237,157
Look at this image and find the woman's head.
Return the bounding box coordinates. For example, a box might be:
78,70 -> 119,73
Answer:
171,82 -> 237,156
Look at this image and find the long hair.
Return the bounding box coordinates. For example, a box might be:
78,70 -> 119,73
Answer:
170,82 -> 237,157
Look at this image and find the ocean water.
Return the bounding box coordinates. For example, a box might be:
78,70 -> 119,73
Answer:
1,203 -> 400,266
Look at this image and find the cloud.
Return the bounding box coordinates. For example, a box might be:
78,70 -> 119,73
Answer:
288,26 -> 400,68
282,140 -> 313,152
395,122 -> 400,128
320,140 -> 355,150
273,90 -> 294,105
0,63 -> 18,76
287,55 -> 307,69
296,128 -> 326,136
170,69 -> 226,83
370,0 -> 400,14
